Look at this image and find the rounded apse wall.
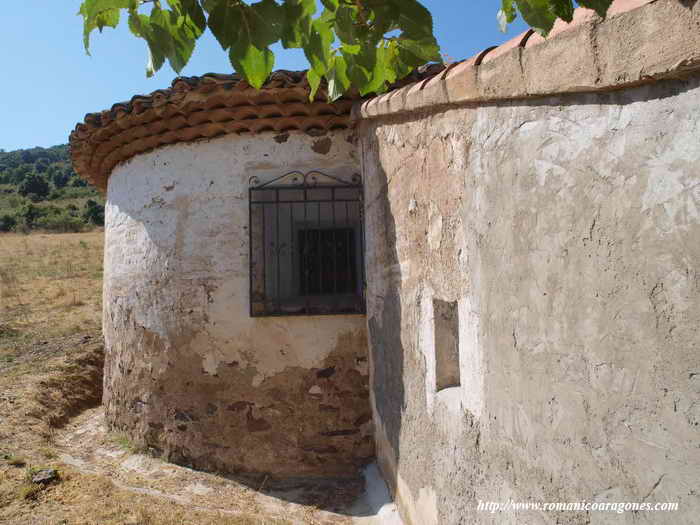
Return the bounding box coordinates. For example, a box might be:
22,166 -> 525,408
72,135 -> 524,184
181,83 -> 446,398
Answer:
102,129 -> 373,479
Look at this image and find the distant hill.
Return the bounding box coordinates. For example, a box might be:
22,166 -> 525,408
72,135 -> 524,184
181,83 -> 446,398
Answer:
0,145 -> 103,233
0,144 -> 77,187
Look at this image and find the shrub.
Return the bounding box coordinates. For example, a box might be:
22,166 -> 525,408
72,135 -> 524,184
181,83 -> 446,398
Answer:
58,186 -> 95,199
34,212 -> 84,233
15,203 -> 44,228
26,192 -> 43,203
70,176 -> 87,188
0,214 -> 17,232
48,189 -> 63,200
83,199 -> 104,226
4,194 -> 26,208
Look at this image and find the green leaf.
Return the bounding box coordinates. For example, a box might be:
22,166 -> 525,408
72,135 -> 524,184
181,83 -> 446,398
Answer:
500,0 -> 518,22
208,1 -> 241,49
281,0 -> 316,48
578,0 -> 613,18
79,0 -> 131,21
497,0 -> 517,32
306,68 -> 322,101
201,0 -> 219,15
248,0 -> 285,48
304,15 -> 334,76
395,36 -> 441,66
230,44 -> 275,89
79,0 -> 131,52
149,8 -> 192,74
341,43 -> 361,55
363,45 -> 390,95
327,54 -> 350,101
146,46 -> 163,78
127,10 -> 147,38
390,39 -> 413,79
343,46 -> 386,96
334,6 -> 357,46
390,0 -> 434,39
344,53 -> 370,94
514,0 -> 558,35
149,8 -> 178,69
320,0 -> 339,10
170,0 -> 207,33
549,0 -> 575,22
225,3 -> 277,88
367,4 -> 399,40
128,12 -> 165,76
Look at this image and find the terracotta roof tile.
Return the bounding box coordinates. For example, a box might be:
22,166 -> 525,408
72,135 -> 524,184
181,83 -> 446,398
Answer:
481,30 -> 534,63
71,67 -> 443,190
607,0 -> 654,16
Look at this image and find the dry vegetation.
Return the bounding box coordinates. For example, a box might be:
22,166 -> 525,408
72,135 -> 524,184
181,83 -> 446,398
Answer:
0,232 -> 273,524
0,232 -> 103,364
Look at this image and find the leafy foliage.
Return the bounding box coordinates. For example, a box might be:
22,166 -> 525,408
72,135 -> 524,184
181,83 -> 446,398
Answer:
79,1 -> 614,99
79,0 -> 442,99
498,0 -> 612,35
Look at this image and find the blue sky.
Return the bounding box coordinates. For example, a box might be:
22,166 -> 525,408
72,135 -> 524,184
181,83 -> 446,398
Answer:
1,2 -> 528,151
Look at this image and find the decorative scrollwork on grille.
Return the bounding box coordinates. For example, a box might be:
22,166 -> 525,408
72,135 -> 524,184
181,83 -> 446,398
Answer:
250,170 -> 361,188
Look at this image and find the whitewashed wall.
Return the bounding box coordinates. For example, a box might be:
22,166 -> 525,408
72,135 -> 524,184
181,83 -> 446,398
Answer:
102,129 -> 373,478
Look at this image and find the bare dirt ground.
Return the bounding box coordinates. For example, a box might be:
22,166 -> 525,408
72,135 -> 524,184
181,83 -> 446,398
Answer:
0,232 -> 398,524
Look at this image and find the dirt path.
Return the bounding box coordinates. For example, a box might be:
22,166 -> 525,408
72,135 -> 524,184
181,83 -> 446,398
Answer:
55,407 -> 359,524
0,334 -> 401,524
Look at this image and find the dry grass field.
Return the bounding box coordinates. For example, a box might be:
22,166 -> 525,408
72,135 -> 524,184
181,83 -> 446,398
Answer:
0,232 -> 274,524
0,232 -> 103,363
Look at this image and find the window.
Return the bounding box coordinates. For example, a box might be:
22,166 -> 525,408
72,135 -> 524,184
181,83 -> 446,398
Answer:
433,299 -> 460,391
249,171 -> 365,317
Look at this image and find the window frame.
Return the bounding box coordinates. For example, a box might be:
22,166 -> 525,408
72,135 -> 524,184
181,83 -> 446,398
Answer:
248,170 -> 366,318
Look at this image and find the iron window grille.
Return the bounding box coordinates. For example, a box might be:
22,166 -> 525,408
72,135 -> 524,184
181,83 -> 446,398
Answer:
249,170 -> 366,317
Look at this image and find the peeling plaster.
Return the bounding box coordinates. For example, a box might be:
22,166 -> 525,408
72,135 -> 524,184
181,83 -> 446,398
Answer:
102,129 -> 372,478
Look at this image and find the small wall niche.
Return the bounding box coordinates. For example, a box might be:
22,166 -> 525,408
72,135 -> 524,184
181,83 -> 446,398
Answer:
433,299 -> 460,391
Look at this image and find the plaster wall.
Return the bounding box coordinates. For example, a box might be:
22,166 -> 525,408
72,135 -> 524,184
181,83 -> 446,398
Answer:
359,76 -> 700,524
102,129 -> 373,479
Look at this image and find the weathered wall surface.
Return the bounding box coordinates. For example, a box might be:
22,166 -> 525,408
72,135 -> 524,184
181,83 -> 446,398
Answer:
103,129 -> 373,479
359,74 -> 700,524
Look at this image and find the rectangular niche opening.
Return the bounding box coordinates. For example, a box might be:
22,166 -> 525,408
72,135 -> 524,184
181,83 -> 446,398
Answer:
434,299 -> 461,392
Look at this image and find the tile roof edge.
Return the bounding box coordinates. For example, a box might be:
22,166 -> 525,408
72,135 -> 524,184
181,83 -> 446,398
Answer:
70,67 -> 445,190
353,0 -> 700,122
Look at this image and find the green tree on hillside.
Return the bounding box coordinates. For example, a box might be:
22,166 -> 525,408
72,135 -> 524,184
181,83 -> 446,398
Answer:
9,165 -> 32,185
34,158 -> 49,174
18,173 -> 51,201
0,145 -> 103,234
51,167 -> 73,189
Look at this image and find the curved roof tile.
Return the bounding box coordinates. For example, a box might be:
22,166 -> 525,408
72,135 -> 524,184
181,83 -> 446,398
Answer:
70,67 -> 444,190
